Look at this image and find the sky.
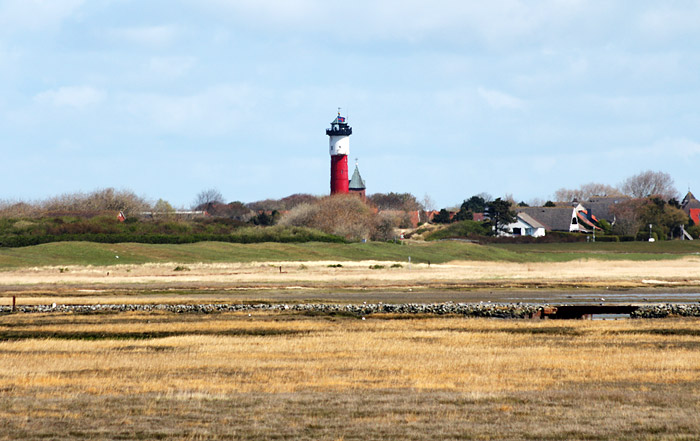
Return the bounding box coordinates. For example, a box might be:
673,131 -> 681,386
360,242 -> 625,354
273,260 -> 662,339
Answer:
2,0 -> 700,209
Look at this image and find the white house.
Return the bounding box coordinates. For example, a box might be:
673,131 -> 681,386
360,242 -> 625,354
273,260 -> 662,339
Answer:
502,212 -> 546,237
518,204 -> 594,233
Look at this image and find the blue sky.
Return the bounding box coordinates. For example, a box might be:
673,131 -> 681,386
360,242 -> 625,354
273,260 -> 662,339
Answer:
2,0 -> 699,208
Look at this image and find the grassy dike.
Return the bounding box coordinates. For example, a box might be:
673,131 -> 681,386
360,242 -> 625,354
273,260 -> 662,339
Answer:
1,239 -> 700,269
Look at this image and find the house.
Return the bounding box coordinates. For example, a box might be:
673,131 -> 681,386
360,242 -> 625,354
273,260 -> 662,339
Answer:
518,205 -> 591,233
502,212 -> 546,237
580,196 -> 630,225
682,191 -> 700,225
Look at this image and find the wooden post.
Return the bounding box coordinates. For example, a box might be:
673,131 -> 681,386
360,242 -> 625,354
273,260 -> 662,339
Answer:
12,296 -> 16,312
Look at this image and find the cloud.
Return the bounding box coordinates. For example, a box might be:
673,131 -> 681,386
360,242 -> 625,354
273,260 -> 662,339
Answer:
477,87 -> 524,110
34,86 -> 105,108
109,25 -> 180,47
121,84 -> 266,136
0,0 -> 84,31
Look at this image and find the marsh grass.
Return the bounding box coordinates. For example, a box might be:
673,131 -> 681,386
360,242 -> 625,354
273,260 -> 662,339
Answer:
1,313 -> 700,439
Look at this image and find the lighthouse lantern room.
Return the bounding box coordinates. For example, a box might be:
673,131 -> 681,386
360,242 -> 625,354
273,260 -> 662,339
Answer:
326,111 -> 352,194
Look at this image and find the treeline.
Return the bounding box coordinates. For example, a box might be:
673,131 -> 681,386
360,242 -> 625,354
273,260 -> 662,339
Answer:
1,169 -> 697,247
0,189 -> 426,247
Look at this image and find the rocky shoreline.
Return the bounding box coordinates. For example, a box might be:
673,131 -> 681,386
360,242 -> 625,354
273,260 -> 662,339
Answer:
2,302 -> 700,318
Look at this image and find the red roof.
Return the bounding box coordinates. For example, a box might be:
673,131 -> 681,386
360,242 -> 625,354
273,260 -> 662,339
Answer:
690,208 -> 700,225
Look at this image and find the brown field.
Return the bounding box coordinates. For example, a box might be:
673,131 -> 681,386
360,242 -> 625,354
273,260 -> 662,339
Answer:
1,311 -> 700,440
2,258 -> 700,306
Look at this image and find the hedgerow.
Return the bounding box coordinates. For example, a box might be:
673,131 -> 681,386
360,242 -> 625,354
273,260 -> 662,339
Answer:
0,225 -> 344,248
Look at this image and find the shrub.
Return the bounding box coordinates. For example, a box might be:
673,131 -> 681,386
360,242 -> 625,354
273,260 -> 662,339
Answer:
280,195 -> 376,241
593,235 -> 620,242
369,264 -> 385,269
425,220 -> 489,241
686,225 -> 700,239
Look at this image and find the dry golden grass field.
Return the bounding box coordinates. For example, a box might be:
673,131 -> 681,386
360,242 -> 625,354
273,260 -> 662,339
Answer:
2,258 -> 700,306
1,311 -> 700,440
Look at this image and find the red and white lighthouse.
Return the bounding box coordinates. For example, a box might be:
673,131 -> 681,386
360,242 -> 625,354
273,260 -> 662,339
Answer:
326,111 -> 352,194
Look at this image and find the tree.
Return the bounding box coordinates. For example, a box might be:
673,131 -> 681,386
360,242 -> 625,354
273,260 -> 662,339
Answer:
597,219 -> 612,234
611,198 -> 645,236
246,194 -> 319,212
227,202 -> 254,220
461,195 -> 488,213
528,197 -> 545,207
611,196 -> 688,239
43,188 -> 151,217
486,198 -> 516,235
637,197 -> 688,240
193,189 -> 224,209
453,207 -> 473,222
367,192 -> 422,211
432,209 -> 452,224
543,200 -> 556,207
619,170 -> 677,200
422,194 -> 436,212
250,210 -> 280,226
153,199 -> 175,218
554,183 -> 622,202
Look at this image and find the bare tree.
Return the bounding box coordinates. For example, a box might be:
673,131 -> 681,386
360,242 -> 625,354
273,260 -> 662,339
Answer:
554,183 -> 623,202
528,197 -> 545,207
422,194 -> 436,212
193,189 -> 224,209
502,193 -> 516,204
42,188 -> 151,216
0,200 -> 40,218
367,192 -> 422,211
610,198 -> 646,235
619,170 -> 678,200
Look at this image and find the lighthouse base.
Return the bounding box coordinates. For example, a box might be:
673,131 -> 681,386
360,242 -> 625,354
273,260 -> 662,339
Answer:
330,155 -> 349,194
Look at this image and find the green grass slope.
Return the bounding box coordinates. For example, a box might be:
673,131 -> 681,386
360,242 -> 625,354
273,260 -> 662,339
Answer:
0,240 -> 699,269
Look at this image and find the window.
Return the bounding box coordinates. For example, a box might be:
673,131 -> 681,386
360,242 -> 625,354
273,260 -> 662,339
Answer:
512,227 -> 522,236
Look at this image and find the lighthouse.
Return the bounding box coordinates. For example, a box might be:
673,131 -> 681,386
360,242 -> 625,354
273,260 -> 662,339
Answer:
326,110 -> 352,194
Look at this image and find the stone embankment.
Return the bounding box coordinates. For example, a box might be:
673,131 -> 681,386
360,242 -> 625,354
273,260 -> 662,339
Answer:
2,302 -> 700,318
630,303 -> 700,318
